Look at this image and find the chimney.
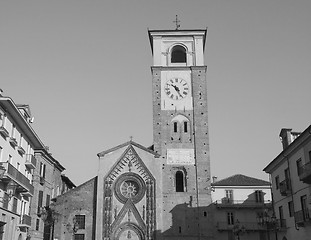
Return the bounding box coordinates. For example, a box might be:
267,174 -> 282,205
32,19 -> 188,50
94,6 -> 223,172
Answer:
279,128 -> 302,150
279,128 -> 292,149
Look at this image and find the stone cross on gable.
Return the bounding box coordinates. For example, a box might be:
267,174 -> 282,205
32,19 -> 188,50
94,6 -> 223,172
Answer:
173,15 -> 181,30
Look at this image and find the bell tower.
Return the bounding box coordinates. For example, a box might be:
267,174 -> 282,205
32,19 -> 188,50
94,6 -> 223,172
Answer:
148,28 -> 212,238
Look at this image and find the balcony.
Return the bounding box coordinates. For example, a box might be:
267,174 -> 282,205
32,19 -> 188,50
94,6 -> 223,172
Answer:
17,146 -> 26,156
0,162 -> 34,196
18,214 -> 31,228
279,179 -> 291,196
217,221 -> 264,231
295,209 -> 310,226
215,199 -> 271,208
217,219 -> 286,232
9,137 -> 18,148
0,126 -> 9,139
25,154 -> 36,169
299,162 -> 311,184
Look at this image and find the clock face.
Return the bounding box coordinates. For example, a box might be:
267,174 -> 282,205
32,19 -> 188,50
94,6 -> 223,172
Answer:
165,78 -> 189,100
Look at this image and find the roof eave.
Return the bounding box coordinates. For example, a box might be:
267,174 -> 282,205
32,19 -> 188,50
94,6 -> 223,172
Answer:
0,97 -> 45,149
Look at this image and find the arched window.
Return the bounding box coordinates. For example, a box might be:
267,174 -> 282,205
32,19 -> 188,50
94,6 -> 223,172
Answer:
175,171 -> 184,192
183,121 -> 188,133
173,122 -> 178,133
171,45 -> 186,63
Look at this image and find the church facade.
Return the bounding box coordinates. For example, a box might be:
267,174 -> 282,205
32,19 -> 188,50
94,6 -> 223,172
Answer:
52,28 -> 214,240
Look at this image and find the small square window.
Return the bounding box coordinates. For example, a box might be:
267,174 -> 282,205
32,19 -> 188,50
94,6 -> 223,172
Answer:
75,215 -> 85,229
74,234 -> 85,240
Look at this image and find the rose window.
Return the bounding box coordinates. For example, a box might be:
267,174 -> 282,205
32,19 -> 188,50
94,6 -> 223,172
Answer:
121,180 -> 139,198
114,173 -> 146,203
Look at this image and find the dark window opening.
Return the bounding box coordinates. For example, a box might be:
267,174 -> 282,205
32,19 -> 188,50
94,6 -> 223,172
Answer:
184,122 -> 188,133
275,176 -> 279,190
173,122 -> 178,133
255,190 -> 263,203
227,212 -> 234,225
176,171 -> 184,192
36,219 -> 40,231
75,215 -> 85,229
203,211 -> 207,217
171,46 -> 186,63
178,226 -> 182,233
296,159 -> 302,176
74,234 -> 85,240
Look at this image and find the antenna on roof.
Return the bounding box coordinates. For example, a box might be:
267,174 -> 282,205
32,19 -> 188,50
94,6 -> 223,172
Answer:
173,15 -> 181,30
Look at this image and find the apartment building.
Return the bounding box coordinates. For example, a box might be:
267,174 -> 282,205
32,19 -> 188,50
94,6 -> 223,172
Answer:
212,174 -> 276,240
0,93 -> 70,240
264,126 -> 311,240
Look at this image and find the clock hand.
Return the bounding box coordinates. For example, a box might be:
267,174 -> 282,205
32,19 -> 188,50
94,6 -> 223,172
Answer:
175,88 -> 183,98
167,84 -> 183,98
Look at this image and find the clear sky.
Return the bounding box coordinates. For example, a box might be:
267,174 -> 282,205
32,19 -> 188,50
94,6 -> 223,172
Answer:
1,1 -> 310,185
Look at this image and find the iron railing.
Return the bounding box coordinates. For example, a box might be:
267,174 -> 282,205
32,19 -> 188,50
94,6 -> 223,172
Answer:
0,162 -> 34,195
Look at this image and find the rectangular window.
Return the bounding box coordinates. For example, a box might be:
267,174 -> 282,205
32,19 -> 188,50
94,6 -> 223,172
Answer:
173,122 -> 178,133
0,146 -> 2,161
285,168 -> 290,181
74,234 -> 85,240
0,112 -> 3,126
279,206 -> 284,221
11,124 -> 15,138
19,133 -> 23,147
309,151 -> 311,162
75,215 -> 85,229
38,191 -> 43,214
12,197 -> 18,213
288,201 -> 294,217
275,175 -> 279,190
227,212 -> 234,225
40,162 -> 46,179
296,158 -> 303,176
0,114 -> 6,127
301,195 -> 309,220
46,194 -> 50,206
184,122 -> 188,133
255,190 -> 263,203
36,219 -> 40,231
225,190 -> 233,201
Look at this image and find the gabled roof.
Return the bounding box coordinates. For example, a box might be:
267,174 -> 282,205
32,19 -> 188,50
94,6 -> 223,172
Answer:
212,174 -> 270,187
97,140 -> 159,158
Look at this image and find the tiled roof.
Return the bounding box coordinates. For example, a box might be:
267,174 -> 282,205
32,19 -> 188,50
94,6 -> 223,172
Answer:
212,174 -> 270,187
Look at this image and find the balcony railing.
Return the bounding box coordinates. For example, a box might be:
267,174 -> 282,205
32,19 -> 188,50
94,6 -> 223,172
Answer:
295,209 -> 310,226
25,154 -> 36,169
299,162 -> 311,184
279,179 -> 291,196
0,162 -> 34,196
0,126 -> 9,138
18,214 -> 31,228
17,146 -> 26,155
9,137 -> 18,148
217,221 -> 264,231
215,199 -> 271,208
217,219 -> 286,232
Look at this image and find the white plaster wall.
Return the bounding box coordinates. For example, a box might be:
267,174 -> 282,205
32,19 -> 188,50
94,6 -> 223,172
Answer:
212,186 -> 271,203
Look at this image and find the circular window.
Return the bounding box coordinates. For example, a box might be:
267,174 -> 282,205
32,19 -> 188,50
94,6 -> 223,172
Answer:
114,173 -> 145,203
